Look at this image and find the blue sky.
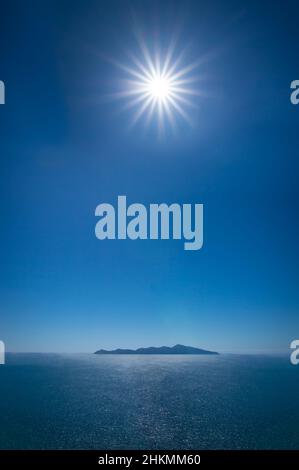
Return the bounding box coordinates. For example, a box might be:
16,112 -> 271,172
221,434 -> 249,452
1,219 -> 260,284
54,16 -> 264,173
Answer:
0,0 -> 298,353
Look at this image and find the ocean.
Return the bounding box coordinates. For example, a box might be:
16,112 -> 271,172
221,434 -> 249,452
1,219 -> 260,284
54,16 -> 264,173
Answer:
0,354 -> 298,449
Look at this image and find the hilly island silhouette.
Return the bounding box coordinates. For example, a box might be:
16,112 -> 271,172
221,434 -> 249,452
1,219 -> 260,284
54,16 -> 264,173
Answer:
94,344 -> 219,355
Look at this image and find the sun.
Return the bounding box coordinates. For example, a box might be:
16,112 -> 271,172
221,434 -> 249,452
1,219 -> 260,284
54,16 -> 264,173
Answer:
110,36 -> 201,131
147,75 -> 170,100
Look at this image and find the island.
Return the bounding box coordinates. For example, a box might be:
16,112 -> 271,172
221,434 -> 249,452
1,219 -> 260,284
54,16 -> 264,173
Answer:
94,344 -> 219,355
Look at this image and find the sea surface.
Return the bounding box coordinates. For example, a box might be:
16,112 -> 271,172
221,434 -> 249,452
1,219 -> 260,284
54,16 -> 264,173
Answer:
0,354 -> 298,449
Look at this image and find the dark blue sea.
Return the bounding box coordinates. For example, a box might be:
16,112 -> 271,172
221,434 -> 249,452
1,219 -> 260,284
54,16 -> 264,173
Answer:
0,354 -> 298,449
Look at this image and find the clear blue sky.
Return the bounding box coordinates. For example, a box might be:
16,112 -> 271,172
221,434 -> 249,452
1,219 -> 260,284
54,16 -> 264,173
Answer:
0,0 -> 298,353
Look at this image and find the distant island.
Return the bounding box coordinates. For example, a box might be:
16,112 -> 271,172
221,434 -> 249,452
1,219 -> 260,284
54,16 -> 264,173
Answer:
94,344 -> 219,355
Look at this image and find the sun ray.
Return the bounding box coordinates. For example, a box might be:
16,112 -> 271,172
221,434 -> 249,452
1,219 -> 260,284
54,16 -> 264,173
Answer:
131,95 -> 154,126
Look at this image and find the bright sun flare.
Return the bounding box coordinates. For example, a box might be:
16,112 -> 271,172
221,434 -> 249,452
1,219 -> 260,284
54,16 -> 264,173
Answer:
111,37 -> 201,131
147,76 -> 170,100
